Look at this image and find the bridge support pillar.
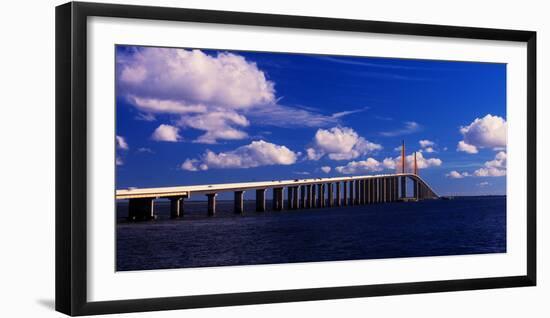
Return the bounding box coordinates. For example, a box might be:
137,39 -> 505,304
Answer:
381,178 -> 385,203
317,184 -> 325,208
388,178 -> 392,202
361,179 -> 367,204
389,178 -> 394,202
300,186 -> 306,208
380,178 -> 385,203
369,179 -> 374,204
256,189 -> 266,212
335,182 -> 341,206
401,176 -> 406,199
393,177 -> 397,201
292,186 -> 299,209
128,198 -> 155,221
413,178 -> 419,200
365,179 -> 370,204
349,181 -> 355,206
170,197 -> 184,218
381,178 -> 385,202
389,178 -> 393,202
395,177 -> 400,201
371,179 -> 376,203
393,177 -> 399,202
327,183 -> 334,207
306,185 -> 313,208
390,178 -> 393,202
234,191 -> 245,214
357,180 -> 363,204
365,179 -> 369,204
379,178 -> 386,203
360,180 -> 363,204
386,178 -> 393,202
375,178 -> 379,203
312,184 -> 317,207
342,181 -> 348,206
273,187 -> 283,211
287,186 -> 294,209
354,180 -> 361,205
207,193 -> 217,216
373,178 -> 377,203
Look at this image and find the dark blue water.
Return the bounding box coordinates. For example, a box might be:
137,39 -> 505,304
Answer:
116,196 -> 506,271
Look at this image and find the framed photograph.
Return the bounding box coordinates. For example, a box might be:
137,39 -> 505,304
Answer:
56,1 -> 536,316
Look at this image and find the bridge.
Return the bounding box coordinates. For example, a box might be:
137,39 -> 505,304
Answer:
116,173 -> 438,220
116,143 -> 438,220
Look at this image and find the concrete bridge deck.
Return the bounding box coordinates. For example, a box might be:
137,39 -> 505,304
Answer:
116,173 -> 438,221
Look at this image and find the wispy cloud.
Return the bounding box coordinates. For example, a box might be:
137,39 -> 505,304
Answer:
247,105 -> 367,128
350,71 -> 430,81
316,56 -> 429,70
316,56 -> 435,81
375,115 -> 393,121
380,121 -> 422,137
331,107 -> 369,119
137,147 -> 154,154
134,112 -> 156,121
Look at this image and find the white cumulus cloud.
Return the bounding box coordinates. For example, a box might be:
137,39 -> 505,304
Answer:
419,139 -> 438,153
446,170 -> 469,179
118,47 -> 359,144
457,114 -> 507,153
473,167 -> 506,177
181,159 -> 202,172
181,140 -> 298,171
474,151 -> 507,177
448,151 -> 507,178
129,96 -> 207,114
151,124 -> 181,142
306,148 -> 324,161
321,166 -> 332,173
419,139 -> 435,148
457,140 -> 478,154
177,111 -> 249,144
484,151 -> 507,168
307,127 -> 382,161
118,47 -> 274,144
119,47 -> 275,109
386,151 -> 442,172
116,135 -> 129,150
335,158 -> 383,174
382,158 -> 397,170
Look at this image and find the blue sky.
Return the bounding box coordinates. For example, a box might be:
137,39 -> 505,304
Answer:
115,45 -> 507,197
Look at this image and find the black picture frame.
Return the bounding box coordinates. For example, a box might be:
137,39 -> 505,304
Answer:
55,1 -> 537,316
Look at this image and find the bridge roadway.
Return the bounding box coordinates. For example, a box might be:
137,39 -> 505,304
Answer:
116,173 -> 438,220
